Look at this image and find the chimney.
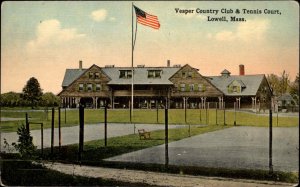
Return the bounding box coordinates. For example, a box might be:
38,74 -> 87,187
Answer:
239,64 -> 245,75
79,60 -> 83,70
167,60 -> 170,67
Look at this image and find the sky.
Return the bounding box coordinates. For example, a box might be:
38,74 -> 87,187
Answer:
1,1 -> 299,94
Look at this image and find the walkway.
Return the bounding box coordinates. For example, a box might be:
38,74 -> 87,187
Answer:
41,162 -> 294,187
1,123 -> 185,151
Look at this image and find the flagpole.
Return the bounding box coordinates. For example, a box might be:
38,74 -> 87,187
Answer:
131,3 -> 134,123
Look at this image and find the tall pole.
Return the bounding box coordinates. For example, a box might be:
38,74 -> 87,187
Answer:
78,105 -> 84,162
269,109 -> 273,173
104,104 -> 107,147
58,107 -> 61,151
51,108 -> 54,156
131,3 -> 134,123
165,105 -> 169,169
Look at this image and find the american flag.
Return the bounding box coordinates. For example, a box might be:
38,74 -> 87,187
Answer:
134,5 -> 160,30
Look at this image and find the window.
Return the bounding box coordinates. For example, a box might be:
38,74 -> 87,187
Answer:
188,72 -> 193,78
148,70 -> 161,78
180,84 -> 185,92
182,72 -> 186,78
79,84 -> 84,91
190,84 -> 194,91
89,72 -> 94,79
95,72 -> 100,79
119,70 -> 132,79
198,84 -> 203,92
96,84 -> 101,91
233,86 -> 238,92
87,83 -> 93,91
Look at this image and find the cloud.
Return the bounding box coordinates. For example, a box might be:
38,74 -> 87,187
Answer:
236,19 -> 269,42
215,31 -> 234,41
213,19 -> 270,42
90,9 -> 107,22
27,19 -> 85,51
109,17 -> 116,21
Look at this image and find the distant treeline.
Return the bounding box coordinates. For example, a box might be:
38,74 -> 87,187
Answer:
0,92 -> 60,107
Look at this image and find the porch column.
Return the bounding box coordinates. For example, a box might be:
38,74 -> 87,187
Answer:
218,97 -> 223,109
75,97 -> 80,108
255,97 -> 257,113
183,97 -> 186,110
236,97 -> 241,109
95,97 -> 98,109
201,97 -> 206,109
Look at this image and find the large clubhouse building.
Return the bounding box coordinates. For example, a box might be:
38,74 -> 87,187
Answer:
58,60 -> 273,111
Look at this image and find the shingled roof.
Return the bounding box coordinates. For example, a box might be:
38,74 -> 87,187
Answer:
61,69 -> 87,87
61,67 -> 180,87
103,67 -> 180,85
208,74 -> 265,96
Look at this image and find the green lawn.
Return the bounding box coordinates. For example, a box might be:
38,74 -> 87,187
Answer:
1,108 -> 298,132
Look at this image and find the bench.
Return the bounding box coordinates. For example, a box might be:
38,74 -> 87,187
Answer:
138,129 -> 151,140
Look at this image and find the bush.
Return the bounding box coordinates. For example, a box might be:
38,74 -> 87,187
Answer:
12,124 -> 36,158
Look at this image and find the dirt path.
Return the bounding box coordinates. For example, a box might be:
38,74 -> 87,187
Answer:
41,162 -> 294,187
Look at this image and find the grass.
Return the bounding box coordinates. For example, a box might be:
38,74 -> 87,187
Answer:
0,155 -> 156,186
1,123 -> 298,184
1,108 -> 298,132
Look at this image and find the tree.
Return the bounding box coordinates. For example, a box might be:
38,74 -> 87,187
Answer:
267,71 -> 291,96
39,92 -> 60,107
22,77 -> 43,108
289,73 -> 299,104
12,124 -> 36,158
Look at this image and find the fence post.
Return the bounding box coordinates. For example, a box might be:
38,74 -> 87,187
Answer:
223,102 -> 226,126
205,105 -> 208,125
41,123 -> 44,157
64,107 -> 67,124
58,107 -> 61,151
104,104 -> 107,147
234,102 -> 236,126
269,109 -> 273,174
184,97 -> 187,124
165,107 -> 169,169
156,100 -> 159,123
51,108 -> 54,156
25,113 -> 29,133
216,102 -> 218,125
199,103 -> 202,123
78,105 -> 84,162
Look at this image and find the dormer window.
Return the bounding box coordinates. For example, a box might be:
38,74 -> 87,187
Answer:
89,72 -> 94,79
79,83 -> 84,91
119,70 -> 132,79
227,80 -> 245,93
95,72 -> 100,79
96,84 -> 101,91
148,70 -> 161,78
87,83 -> 93,91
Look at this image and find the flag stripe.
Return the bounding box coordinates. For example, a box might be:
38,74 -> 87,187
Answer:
134,6 -> 160,30
137,16 -> 159,27
137,18 -> 160,29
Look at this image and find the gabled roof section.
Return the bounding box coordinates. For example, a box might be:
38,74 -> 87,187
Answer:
103,67 -> 180,85
62,69 -> 87,87
228,80 -> 246,88
61,64 -> 111,88
209,74 -> 265,96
